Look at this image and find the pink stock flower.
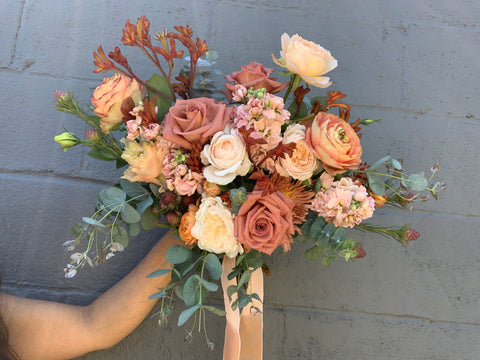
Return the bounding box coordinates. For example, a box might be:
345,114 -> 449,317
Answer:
312,175 -> 375,228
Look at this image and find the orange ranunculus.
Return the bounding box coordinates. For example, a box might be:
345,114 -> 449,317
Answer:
91,73 -> 144,133
272,33 -> 337,88
224,62 -> 288,102
234,189 -> 295,255
163,98 -> 233,150
121,140 -> 164,185
306,112 -> 362,175
179,204 -> 198,247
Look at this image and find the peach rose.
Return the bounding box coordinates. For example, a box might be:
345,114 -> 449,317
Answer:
306,112 -> 362,175
272,33 -> 337,88
201,127 -> 252,185
234,189 -> 295,255
91,73 -> 144,133
224,62 -> 288,102
275,124 -> 319,181
163,98 -> 233,150
121,140 -> 164,185
190,196 -> 244,258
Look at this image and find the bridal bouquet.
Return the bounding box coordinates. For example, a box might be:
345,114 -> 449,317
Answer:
54,16 -> 444,356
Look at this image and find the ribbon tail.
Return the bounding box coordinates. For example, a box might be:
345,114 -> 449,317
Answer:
221,256 -> 241,360
239,267 -> 264,360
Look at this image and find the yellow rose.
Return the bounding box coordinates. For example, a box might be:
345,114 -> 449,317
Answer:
190,196 -> 244,258
91,73 -> 144,133
275,124 -> 319,181
121,140 -> 164,185
273,33 -> 337,88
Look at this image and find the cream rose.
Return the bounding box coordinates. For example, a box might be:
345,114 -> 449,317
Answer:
190,196 -> 244,258
121,140 -> 164,185
201,127 -> 251,185
275,124 -> 319,181
91,73 -> 144,133
273,33 -> 337,88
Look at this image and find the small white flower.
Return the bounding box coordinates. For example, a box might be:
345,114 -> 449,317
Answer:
64,264 -> 77,278
106,252 -> 115,260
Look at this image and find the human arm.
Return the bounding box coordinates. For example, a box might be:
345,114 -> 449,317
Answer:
1,230 -> 178,360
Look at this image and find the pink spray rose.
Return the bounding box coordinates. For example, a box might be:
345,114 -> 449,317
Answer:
91,73 -> 144,133
234,189 -> 295,255
224,62 -> 288,102
306,112 -> 362,175
163,98 -> 233,150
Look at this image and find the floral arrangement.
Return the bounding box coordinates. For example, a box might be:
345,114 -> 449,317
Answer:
54,16 -> 444,355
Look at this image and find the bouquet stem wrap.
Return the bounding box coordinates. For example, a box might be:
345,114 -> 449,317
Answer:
221,256 -> 264,360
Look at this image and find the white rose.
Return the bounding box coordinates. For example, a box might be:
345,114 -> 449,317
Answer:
190,196 -> 244,258
201,127 -> 251,185
275,124 -> 319,181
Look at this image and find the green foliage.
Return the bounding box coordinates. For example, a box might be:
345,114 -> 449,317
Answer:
146,73 -> 173,120
166,245 -> 192,264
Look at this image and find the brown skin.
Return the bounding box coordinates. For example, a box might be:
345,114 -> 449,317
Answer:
1,230 -> 178,360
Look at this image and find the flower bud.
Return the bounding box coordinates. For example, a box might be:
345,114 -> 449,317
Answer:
165,211 -> 180,226
159,192 -> 177,208
54,132 -> 81,151
403,228 -> 420,242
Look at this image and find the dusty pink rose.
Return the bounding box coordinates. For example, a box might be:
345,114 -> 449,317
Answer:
163,98 -> 233,150
224,62 -> 288,102
306,112 -> 362,175
272,33 -> 337,88
91,73 -> 144,133
234,189 -> 295,255
121,140 -> 164,185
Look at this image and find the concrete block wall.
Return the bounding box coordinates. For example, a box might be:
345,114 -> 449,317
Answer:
0,1 -> 478,359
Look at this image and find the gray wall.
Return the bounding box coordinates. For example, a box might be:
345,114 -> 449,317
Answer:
1,1 -> 479,359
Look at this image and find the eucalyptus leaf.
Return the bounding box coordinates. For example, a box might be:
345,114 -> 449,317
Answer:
310,217 -> 327,240
237,270 -> 251,288
99,187 -> 126,212
200,278 -> 219,292
204,253 -> 222,281
119,179 -> 149,197
111,225 -> 129,248
136,196 -> 153,217
227,285 -> 238,302
183,275 -> 201,307
305,245 -> 323,261
227,267 -> 242,281
322,223 -> 336,239
331,227 -> 346,244
166,245 -> 192,264
82,217 -> 105,228
369,155 -> 390,171
141,207 -> 160,231
177,304 -> 200,326
148,291 -> 167,299
127,222 -> 141,237
203,305 -> 226,317
367,173 -> 386,196
391,159 -> 403,170
121,203 -> 141,224
146,269 -> 171,278
406,173 -> 428,192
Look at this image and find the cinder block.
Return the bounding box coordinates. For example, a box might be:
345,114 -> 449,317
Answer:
0,2 -> 23,67
266,211 -> 480,325
281,309 -> 480,359
403,24 -> 480,116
